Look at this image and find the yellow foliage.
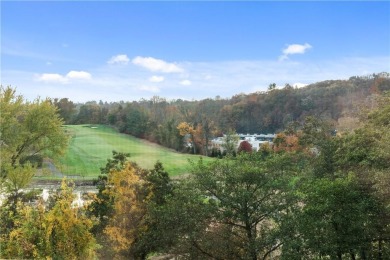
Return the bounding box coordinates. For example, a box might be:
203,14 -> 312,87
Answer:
43,180 -> 97,259
104,162 -> 149,256
177,121 -> 194,136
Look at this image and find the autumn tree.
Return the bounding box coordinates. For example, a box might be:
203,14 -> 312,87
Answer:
177,121 -> 197,154
103,161 -> 149,258
273,132 -> 301,152
237,140 -> 252,153
0,199 -> 47,259
0,86 -> 68,170
0,180 -> 97,259
44,180 -> 97,259
0,86 -> 68,211
88,150 -> 130,234
90,153 -> 175,259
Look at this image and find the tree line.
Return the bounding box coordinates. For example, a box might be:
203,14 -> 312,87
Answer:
53,74 -> 390,155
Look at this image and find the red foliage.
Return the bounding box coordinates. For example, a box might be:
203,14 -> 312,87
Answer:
238,140 -> 252,153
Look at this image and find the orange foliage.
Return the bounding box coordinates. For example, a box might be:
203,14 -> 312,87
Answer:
273,132 -> 301,152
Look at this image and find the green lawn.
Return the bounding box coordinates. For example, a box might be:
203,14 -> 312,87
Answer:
57,125 -> 211,178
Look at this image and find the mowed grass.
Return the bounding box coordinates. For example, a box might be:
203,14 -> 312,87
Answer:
58,125 -> 211,178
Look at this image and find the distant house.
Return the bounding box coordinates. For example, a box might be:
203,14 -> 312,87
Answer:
211,133 -> 275,152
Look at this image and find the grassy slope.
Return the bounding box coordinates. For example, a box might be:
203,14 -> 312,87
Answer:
58,125 -> 211,178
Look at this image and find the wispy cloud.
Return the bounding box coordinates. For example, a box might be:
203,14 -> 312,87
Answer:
149,75 -> 165,83
279,43 -> 312,61
108,54 -> 130,65
132,56 -> 183,73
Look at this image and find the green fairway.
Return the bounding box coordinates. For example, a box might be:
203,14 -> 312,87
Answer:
58,125 -> 211,178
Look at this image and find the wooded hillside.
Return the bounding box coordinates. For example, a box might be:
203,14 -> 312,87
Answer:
55,73 -> 390,154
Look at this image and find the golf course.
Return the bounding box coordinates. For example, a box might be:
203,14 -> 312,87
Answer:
56,125 -> 211,178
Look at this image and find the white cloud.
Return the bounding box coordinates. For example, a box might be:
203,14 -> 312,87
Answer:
13,55 -> 387,102
279,43 -> 312,61
36,70 -> 92,83
138,85 -> 160,93
132,56 -> 183,73
66,70 -> 92,80
180,79 -> 192,86
108,54 -> 130,65
149,75 -> 165,83
36,73 -> 68,83
283,43 -> 312,55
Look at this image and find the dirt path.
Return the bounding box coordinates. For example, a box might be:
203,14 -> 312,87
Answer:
42,159 -> 83,179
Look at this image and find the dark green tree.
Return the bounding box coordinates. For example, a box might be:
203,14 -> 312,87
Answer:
133,161 -> 174,258
284,176 -> 381,259
52,97 -> 76,124
151,152 -> 302,259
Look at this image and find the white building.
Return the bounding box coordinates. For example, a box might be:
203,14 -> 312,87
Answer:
211,133 -> 276,152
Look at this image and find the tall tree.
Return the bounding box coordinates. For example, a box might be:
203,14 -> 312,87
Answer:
177,121 -> 197,154
103,162 -> 149,258
154,152 -> 301,259
133,162 -> 174,258
88,150 -> 130,234
52,97 -> 76,124
0,86 -> 68,203
0,86 -> 68,170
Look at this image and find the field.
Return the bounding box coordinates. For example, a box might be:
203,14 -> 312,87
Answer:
56,125 -> 212,178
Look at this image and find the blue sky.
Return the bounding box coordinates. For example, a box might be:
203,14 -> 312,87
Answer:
1,1 -> 389,102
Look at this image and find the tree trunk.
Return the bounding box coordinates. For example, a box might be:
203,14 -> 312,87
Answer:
191,134 -> 197,154
378,235 -> 383,260
245,219 -> 257,260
